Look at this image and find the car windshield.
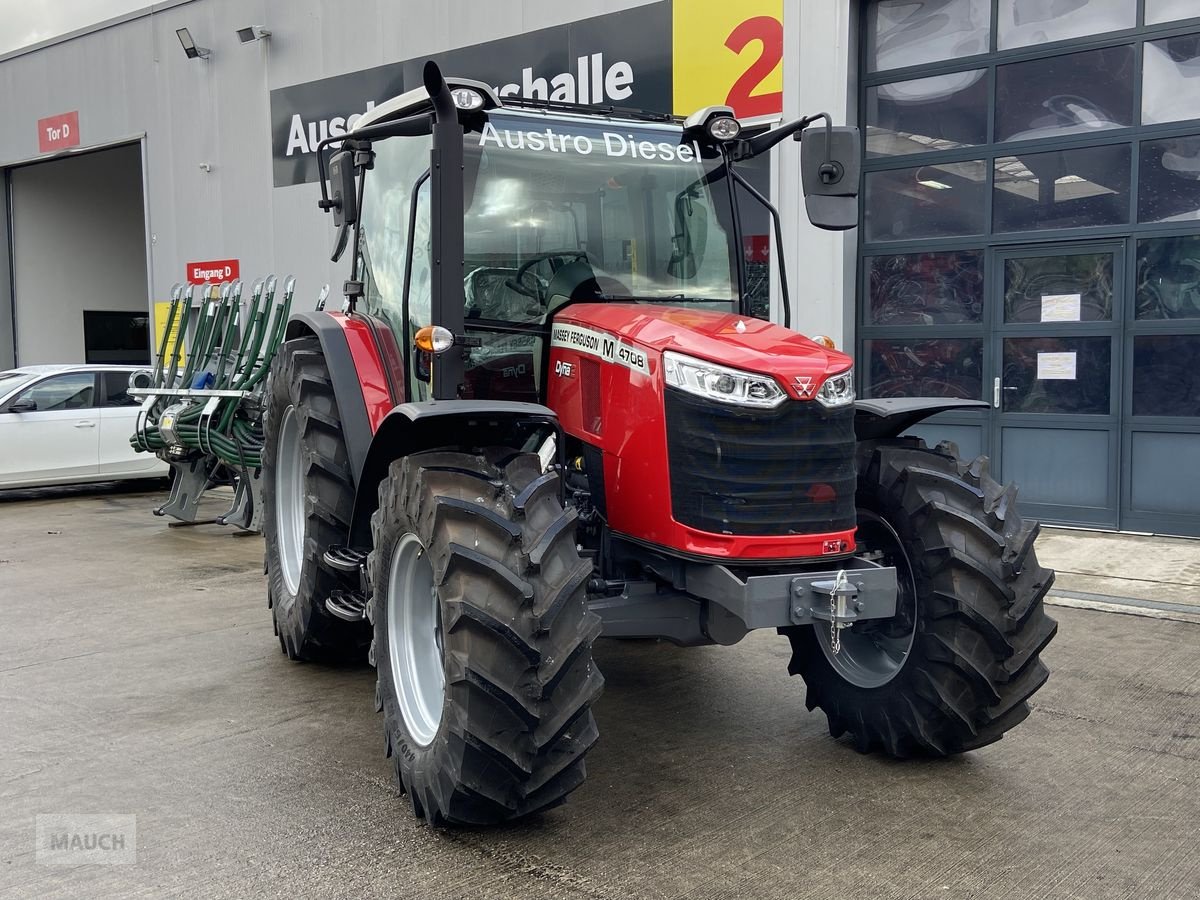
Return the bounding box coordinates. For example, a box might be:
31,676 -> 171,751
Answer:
461,111 -> 739,322
0,371 -> 38,401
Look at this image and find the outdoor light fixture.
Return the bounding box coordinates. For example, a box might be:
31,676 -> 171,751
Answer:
451,87 -> 485,110
176,27 -> 210,60
236,25 -> 271,44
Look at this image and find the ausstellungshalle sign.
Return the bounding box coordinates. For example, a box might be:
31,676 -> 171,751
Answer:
269,2 -> 671,187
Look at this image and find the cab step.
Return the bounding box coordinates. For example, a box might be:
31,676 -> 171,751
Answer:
323,545 -> 367,574
325,589 -> 369,623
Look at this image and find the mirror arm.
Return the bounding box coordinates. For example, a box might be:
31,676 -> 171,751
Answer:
730,112 -> 831,162
730,168 -> 790,331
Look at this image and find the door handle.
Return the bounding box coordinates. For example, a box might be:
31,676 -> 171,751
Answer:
993,377 -> 1000,408
73,421 -> 96,428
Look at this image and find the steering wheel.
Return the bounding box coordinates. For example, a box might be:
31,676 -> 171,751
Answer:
506,250 -> 600,303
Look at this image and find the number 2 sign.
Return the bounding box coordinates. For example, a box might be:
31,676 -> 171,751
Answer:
672,0 -> 783,120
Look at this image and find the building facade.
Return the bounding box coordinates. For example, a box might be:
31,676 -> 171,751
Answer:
1,0 -> 1197,535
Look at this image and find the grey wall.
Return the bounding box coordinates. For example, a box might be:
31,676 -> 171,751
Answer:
10,144 -> 148,364
0,0 -> 665,319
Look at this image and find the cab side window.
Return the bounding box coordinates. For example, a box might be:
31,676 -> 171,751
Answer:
12,373 -> 96,411
357,135 -> 433,339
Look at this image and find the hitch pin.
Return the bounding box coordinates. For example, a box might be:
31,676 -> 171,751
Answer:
830,569 -> 851,655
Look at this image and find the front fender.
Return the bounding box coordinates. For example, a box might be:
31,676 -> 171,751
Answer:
854,397 -> 989,442
347,400 -> 561,548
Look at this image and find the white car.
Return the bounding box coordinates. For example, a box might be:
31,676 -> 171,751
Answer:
0,364 -> 168,489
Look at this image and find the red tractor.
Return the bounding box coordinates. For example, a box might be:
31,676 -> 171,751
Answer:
263,63 -> 1057,826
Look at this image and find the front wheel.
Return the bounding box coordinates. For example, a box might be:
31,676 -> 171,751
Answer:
369,449 -> 603,825
783,438 -> 1058,756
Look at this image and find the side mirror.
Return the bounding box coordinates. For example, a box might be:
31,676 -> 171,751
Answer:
328,149 -> 358,262
7,398 -> 36,413
800,126 -> 861,231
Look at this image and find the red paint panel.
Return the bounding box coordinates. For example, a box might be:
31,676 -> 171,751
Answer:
331,313 -> 393,433
548,305 -> 856,562
186,259 -> 240,285
37,111 -> 80,153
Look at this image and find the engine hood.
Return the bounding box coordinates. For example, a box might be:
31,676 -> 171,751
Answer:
554,303 -> 853,399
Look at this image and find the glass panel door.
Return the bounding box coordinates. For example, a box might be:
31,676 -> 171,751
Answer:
991,242 -> 1125,527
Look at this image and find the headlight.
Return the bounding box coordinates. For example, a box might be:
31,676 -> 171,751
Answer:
817,367 -> 855,408
663,351 -> 786,408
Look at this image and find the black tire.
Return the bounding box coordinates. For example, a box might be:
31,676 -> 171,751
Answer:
369,449 -> 603,825
784,437 -> 1058,756
262,336 -> 369,663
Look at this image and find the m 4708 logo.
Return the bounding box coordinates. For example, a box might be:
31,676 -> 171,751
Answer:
794,375 -> 815,399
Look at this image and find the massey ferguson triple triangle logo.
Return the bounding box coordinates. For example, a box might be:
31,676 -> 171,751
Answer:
794,375 -> 815,399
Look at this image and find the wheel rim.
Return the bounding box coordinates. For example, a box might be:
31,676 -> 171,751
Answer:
815,510 -> 918,689
387,532 -> 445,747
276,405 -> 305,597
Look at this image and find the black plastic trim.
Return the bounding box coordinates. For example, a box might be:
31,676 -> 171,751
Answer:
853,397 -> 991,441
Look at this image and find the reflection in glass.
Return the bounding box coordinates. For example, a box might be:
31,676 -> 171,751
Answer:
1004,254 -> 1113,322
1138,135 -> 1200,223
994,145 -> 1131,232
998,0 -> 1135,50
867,0 -> 991,72
864,338 -> 984,400
867,70 -> 988,156
996,46 -> 1134,142
1146,0 -> 1200,26
1002,337 -> 1111,414
1133,335 -> 1200,416
1143,35 -> 1200,125
865,160 -> 987,242
1136,235 -> 1200,319
868,251 -> 984,324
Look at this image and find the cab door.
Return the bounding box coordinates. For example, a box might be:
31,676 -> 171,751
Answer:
0,371 -> 100,487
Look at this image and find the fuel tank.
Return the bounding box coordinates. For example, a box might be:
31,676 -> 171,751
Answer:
547,303 -> 859,563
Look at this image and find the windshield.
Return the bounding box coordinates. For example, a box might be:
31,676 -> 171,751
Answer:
462,111 -> 739,323
0,371 -> 38,402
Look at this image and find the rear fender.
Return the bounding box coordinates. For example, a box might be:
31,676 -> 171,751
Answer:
347,400 -> 561,548
854,398 -> 989,442
284,311 -> 386,486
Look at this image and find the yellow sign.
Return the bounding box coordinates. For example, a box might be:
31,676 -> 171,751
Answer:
672,0 -> 784,119
153,301 -> 187,366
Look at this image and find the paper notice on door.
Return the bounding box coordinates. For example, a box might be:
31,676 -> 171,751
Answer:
1037,351 -> 1077,380
1041,293 -> 1082,322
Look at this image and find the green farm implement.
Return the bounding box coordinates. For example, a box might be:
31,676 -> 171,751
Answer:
129,275 -> 319,530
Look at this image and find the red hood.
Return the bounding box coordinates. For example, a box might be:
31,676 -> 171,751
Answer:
555,303 -> 852,400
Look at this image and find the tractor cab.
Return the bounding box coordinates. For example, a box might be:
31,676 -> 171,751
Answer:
316,64 -> 860,405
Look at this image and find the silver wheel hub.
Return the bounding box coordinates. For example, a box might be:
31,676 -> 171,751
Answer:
815,511 -> 918,689
275,405 -> 305,596
387,532 -> 445,747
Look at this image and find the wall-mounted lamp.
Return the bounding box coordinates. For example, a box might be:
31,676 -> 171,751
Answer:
176,27 -> 210,60
236,25 -> 271,44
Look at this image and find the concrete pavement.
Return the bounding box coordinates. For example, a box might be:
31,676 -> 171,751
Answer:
1,484 -> 1198,899
1039,527 -> 1200,624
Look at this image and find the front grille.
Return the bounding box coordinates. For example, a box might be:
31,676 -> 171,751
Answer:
664,388 -> 857,536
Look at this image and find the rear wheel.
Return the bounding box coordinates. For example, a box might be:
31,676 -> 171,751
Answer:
369,449 -> 603,825
783,438 -> 1058,756
262,336 -> 368,663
